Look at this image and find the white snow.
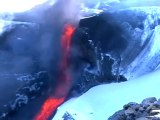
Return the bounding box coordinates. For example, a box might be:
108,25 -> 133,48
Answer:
53,69 -> 160,120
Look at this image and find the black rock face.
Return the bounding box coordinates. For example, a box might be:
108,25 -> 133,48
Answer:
69,13 -> 127,97
79,13 -> 128,54
62,112 -> 75,120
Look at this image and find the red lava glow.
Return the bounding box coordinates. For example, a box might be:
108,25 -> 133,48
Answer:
35,98 -> 65,120
34,24 -> 75,120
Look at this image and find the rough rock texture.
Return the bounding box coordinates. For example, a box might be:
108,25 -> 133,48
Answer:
109,97 -> 160,120
0,71 -> 49,119
69,13 -> 128,97
62,112 -> 75,120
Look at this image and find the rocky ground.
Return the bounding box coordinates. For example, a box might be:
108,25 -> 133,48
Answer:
109,97 -> 160,120
0,71 -> 49,119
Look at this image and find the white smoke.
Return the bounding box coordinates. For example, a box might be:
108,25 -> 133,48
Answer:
0,0 -> 52,13
0,0 -> 120,35
0,0 -> 58,35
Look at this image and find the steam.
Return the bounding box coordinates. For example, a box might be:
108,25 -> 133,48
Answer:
0,0 -> 119,36
0,0 -> 52,13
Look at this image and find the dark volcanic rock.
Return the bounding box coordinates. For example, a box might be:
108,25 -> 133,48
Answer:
69,12 -> 128,97
109,97 -> 160,120
62,112 -> 75,120
141,97 -> 157,106
0,71 -> 49,119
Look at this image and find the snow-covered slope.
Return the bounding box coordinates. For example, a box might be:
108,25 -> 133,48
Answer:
53,69 -> 160,120
115,7 -> 160,79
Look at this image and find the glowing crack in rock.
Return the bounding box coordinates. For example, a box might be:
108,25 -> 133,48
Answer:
34,24 -> 75,120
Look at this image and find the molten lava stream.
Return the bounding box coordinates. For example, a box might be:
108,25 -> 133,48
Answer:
35,24 -> 75,120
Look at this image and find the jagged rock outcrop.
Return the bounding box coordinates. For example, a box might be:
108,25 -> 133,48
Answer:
109,97 -> 160,120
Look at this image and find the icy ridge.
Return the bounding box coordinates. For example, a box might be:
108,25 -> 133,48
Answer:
116,6 -> 160,79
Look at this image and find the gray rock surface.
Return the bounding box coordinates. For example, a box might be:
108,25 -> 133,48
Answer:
109,97 -> 160,120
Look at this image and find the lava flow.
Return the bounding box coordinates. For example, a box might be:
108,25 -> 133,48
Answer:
35,24 -> 75,120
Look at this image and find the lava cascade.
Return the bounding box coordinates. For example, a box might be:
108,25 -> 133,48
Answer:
35,24 -> 75,120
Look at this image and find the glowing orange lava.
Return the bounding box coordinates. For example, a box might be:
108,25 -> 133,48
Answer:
34,24 -> 75,120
